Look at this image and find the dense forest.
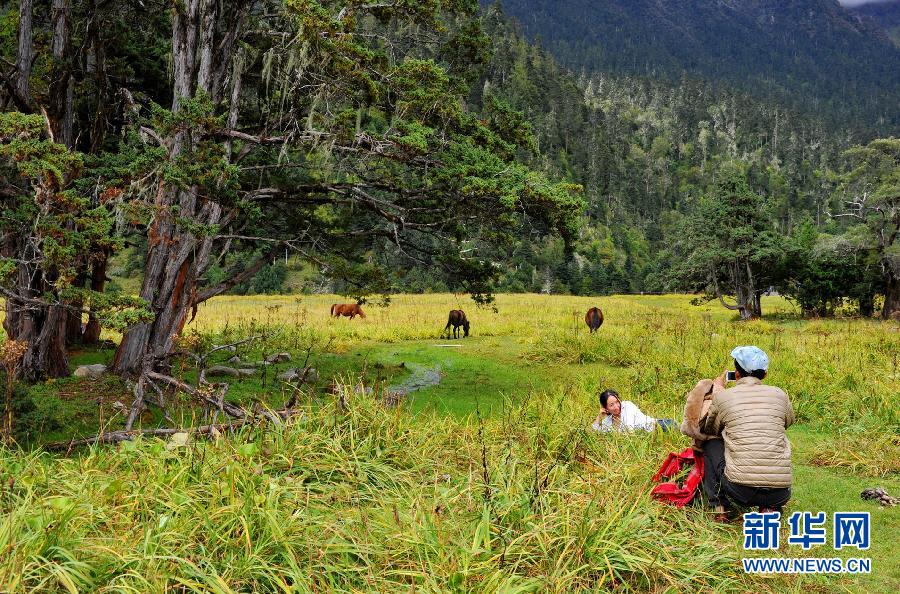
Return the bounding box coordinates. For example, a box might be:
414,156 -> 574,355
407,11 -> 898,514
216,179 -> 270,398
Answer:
850,0 -> 900,46
0,0 -> 898,382
382,4 -> 899,322
494,0 -> 900,136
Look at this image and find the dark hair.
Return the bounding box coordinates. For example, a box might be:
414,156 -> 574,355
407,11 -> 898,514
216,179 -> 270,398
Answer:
599,389 -> 620,409
734,360 -> 766,380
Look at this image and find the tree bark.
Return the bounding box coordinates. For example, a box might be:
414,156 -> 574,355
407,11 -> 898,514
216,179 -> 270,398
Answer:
743,258 -> 762,318
714,261 -> 760,320
113,189 -> 223,375
883,271 -> 900,320
113,0 -> 240,375
87,0 -> 109,154
65,300 -> 84,345
49,0 -> 75,148
4,257 -> 70,380
20,304 -> 69,380
82,249 -> 110,344
52,0 -> 80,344
858,293 -> 875,318
15,0 -> 33,103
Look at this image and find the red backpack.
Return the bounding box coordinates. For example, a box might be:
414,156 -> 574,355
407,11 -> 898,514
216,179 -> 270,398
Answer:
650,447 -> 705,508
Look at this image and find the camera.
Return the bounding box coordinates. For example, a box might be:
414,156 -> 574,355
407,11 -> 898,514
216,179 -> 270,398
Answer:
725,370 -> 737,382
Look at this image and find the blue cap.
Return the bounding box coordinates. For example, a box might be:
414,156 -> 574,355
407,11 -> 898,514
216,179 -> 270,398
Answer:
731,345 -> 769,372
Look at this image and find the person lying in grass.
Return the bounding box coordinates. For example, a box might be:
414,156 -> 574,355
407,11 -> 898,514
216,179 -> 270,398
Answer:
592,389 -> 676,433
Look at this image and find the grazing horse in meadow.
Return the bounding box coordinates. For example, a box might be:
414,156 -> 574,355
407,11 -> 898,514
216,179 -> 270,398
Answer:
331,303 -> 366,320
442,310 -> 470,339
585,307 -> 604,333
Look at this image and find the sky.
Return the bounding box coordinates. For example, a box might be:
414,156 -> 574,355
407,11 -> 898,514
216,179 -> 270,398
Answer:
839,0 -> 898,7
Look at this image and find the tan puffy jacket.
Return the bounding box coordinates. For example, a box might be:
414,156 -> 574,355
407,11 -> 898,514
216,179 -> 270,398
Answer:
700,377 -> 795,488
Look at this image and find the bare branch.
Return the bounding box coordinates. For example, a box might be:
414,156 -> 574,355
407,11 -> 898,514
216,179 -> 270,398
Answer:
193,240 -> 287,305
147,371 -> 246,419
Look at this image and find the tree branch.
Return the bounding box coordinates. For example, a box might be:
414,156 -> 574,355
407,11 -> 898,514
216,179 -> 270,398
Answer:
146,371 -> 246,419
193,240 -> 286,306
712,274 -> 742,311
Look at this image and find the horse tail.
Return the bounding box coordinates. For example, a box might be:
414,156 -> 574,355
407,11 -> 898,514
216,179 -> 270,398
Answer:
330,304 -> 336,316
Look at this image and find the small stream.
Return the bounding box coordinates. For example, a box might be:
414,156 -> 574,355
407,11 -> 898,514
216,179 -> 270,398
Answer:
387,363 -> 443,395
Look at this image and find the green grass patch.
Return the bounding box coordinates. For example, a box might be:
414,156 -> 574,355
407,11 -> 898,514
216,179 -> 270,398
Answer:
3,293 -> 898,592
788,427 -> 900,593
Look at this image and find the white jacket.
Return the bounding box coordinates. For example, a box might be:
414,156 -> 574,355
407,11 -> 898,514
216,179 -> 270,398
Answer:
592,400 -> 657,432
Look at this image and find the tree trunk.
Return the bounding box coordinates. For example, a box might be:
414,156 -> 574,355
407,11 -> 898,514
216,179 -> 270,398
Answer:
17,305 -> 69,380
743,259 -> 761,318
3,0 -> 75,381
735,287 -> 760,320
76,0 -> 112,345
733,278 -> 758,320
750,291 -> 762,318
113,0 -> 246,375
3,256 -> 70,380
64,258 -> 88,346
858,293 -> 875,318
87,0 -> 109,154
883,272 -> 900,320
82,250 -> 110,344
49,0 -> 75,148
15,0 -> 33,103
65,303 -> 84,345
716,259 -> 761,320
113,188 -> 222,375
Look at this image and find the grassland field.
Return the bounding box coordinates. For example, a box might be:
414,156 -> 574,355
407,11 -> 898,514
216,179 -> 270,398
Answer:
1,293 -> 898,593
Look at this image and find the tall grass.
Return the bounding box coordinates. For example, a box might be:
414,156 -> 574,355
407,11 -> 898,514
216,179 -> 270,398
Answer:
2,386 -> 803,593
186,293 -> 898,430
809,432 -> 900,477
1,293 -> 897,591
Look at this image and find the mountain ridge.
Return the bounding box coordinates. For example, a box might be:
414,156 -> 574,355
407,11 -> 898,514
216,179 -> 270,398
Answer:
489,0 -> 900,136
847,0 -> 900,45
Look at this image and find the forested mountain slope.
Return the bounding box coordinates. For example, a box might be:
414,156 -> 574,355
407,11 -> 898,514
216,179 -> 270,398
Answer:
490,0 -> 900,136
381,6 -> 851,298
3,0 -> 892,321
849,0 -> 900,46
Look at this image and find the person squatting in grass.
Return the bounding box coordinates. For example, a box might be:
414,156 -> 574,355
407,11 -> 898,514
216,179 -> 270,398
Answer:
701,346 -> 796,519
592,389 -> 677,433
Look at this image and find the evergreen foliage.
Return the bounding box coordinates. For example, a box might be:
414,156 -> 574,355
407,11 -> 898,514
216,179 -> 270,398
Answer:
0,0 -> 898,381
494,0 -> 900,136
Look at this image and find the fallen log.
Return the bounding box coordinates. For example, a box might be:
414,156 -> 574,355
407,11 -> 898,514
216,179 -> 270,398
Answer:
146,371 -> 246,419
44,407 -> 303,452
44,422 -> 246,451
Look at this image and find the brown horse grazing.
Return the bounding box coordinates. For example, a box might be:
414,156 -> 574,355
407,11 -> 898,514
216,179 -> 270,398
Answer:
442,309 -> 470,339
585,307 -> 604,333
331,303 -> 366,319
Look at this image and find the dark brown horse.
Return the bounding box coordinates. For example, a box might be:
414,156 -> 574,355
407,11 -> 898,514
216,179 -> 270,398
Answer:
331,303 -> 366,319
442,309 -> 470,339
585,307 -> 604,333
